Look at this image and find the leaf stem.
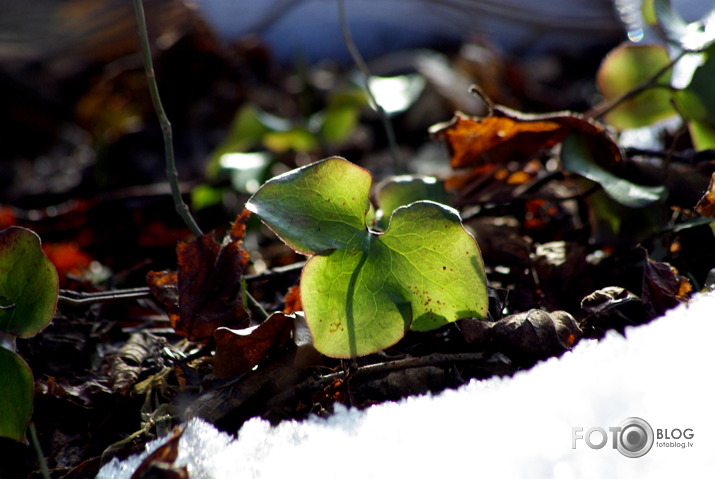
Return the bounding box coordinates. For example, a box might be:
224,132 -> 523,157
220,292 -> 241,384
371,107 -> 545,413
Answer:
29,422 -> 50,479
131,0 -> 203,237
337,0 -> 403,173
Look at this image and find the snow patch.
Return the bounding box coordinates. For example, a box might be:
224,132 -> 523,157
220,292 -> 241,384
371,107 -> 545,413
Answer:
98,292 -> 715,478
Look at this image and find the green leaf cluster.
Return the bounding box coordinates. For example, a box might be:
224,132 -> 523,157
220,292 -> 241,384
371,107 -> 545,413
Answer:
206,88 -> 367,174
247,157 -> 487,357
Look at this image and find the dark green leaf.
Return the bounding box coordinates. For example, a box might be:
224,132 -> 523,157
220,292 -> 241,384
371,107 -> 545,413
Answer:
0,227 -> 58,337
561,133 -> 667,208
0,346 -> 33,442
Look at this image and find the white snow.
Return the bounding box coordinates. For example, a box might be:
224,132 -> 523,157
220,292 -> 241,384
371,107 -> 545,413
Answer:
98,291 -> 715,479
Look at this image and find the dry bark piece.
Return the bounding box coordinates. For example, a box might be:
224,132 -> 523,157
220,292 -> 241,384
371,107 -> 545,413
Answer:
108,332 -> 168,396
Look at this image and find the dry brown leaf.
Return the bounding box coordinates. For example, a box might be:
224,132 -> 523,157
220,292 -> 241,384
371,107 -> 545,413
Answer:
432,105 -> 621,167
431,111 -> 564,168
147,210 -> 252,340
213,312 -> 294,379
642,254 -> 692,318
282,284 -> 302,314
430,96 -> 623,206
695,172 -> 715,217
146,270 -> 180,325
130,426 -> 186,479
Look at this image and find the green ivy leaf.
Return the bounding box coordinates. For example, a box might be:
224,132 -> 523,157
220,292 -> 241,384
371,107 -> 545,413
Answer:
247,157 -> 487,358
0,346 -> 34,442
561,132 -> 667,208
0,227 -> 58,337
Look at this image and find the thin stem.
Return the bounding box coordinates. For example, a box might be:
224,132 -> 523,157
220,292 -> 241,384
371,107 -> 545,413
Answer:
131,0 -> 203,237
56,261 -> 306,310
58,288 -> 151,306
242,277 -> 269,321
29,423 -> 50,479
337,0 -> 403,173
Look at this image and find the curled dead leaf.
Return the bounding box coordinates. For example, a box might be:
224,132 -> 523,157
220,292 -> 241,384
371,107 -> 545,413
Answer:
108,332 -> 168,396
460,309 -> 581,363
146,270 -> 180,326
642,253 -> 692,318
579,286 -> 648,338
430,105 -> 622,170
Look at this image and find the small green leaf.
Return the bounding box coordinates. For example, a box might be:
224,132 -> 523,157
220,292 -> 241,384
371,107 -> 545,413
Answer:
561,132 -> 667,208
0,227 -> 58,337
206,105 -> 272,176
316,87 -> 366,144
191,184 -> 225,210
0,346 -> 34,442
263,128 -> 319,153
248,158 -> 487,358
596,43 -> 676,129
375,176 -> 451,230
319,106 -> 360,144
